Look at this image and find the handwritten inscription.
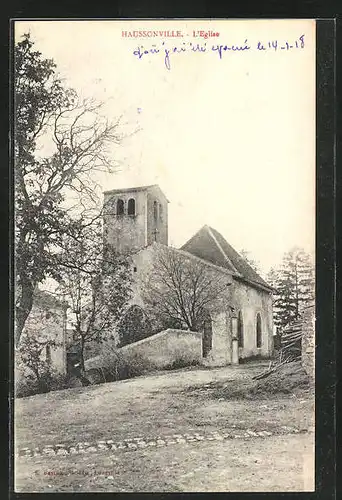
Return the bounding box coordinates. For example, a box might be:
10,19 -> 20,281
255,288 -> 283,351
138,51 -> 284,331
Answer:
133,35 -> 306,70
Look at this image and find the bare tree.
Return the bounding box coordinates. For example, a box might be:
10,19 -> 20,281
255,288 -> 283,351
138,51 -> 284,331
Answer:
141,246 -> 231,332
58,222 -> 132,371
14,34 -> 128,345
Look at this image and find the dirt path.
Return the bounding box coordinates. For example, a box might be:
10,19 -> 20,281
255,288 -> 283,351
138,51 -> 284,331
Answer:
15,363 -> 314,492
15,363 -> 313,449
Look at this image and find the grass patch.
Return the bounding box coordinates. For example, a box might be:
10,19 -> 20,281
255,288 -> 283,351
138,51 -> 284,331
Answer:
15,433 -> 314,492
15,363 -> 314,453
85,348 -> 157,384
239,354 -> 271,364
163,354 -> 201,371
185,361 -> 312,400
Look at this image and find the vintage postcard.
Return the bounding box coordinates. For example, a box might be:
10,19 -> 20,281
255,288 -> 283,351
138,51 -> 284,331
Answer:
13,19 -> 316,492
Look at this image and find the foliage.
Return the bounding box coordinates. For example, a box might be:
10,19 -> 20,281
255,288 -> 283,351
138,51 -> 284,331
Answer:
14,33 -> 123,345
87,347 -> 156,383
141,246 -> 230,332
267,247 -> 314,334
16,328 -> 59,391
117,305 -> 153,347
15,371 -> 72,398
15,373 -> 43,398
188,361 -> 311,401
163,354 -> 200,371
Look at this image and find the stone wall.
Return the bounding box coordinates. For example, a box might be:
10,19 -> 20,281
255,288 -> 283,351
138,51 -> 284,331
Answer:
16,292 -> 67,380
119,329 -> 202,368
146,185 -> 168,246
132,245 -> 274,366
205,310 -> 232,366
231,280 -> 274,360
103,189 -> 148,253
301,303 -> 315,379
103,186 -> 168,254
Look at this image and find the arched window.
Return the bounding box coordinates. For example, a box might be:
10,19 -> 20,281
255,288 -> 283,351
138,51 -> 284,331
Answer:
256,313 -> 262,348
117,199 -> 124,215
237,310 -> 244,348
159,203 -> 163,221
153,201 -> 158,222
128,198 -> 135,216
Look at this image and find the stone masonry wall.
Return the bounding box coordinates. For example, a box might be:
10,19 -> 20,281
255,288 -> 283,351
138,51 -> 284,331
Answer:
231,280 -> 274,359
103,190 -> 148,253
119,329 -> 202,368
16,298 -> 67,380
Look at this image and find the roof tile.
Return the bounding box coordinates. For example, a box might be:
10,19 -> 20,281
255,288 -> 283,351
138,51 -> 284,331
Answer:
180,225 -> 272,291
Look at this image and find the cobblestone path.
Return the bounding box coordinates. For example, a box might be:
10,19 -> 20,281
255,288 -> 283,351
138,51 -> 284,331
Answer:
16,426 -> 307,459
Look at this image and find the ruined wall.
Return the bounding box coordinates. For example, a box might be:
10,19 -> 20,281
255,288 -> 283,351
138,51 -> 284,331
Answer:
301,303 -> 315,379
16,293 -> 67,379
231,280 -> 274,359
119,329 -> 202,368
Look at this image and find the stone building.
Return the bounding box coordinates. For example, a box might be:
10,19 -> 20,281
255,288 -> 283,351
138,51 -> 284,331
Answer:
16,289 -> 68,379
103,184 -> 274,366
103,184 -> 168,253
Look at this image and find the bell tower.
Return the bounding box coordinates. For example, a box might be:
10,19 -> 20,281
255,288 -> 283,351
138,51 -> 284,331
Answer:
103,184 -> 168,254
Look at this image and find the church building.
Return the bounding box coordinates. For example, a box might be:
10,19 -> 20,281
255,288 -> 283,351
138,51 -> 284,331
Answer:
103,184 -> 274,366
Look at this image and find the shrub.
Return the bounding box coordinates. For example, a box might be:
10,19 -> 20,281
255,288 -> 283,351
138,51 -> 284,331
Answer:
164,354 -> 200,371
239,354 -> 266,364
15,370 -> 73,398
86,347 -> 156,383
15,374 -> 40,398
48,373 -> 73,391
117,305 -> 153,347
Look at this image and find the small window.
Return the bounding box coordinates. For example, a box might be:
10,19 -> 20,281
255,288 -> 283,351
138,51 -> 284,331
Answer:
117,199 -> 124,215
133,266 -> 137,272
237,310 -> 244,348
159,203 -> 163,221
256,313 -> 262,348
128,198 -> 135,216
153,200 -> 158,222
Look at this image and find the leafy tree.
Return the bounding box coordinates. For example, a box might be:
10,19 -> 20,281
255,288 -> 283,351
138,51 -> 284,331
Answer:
15,293 -> 65,393
117,305 -> 153,347
267,247 -> 315,333
58,222 -> 132,371
16,333 -> 58,393
141,245 -> 230,332
14,33 -> 123,345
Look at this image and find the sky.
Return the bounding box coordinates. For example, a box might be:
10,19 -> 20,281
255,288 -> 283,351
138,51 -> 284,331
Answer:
15,20 -> 316,275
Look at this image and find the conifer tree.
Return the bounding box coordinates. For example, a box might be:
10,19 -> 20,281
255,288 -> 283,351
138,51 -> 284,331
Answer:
267,247 -> 314,334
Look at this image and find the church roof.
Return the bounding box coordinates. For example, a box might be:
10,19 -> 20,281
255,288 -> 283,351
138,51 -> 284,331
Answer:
180,225 -> 272,292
